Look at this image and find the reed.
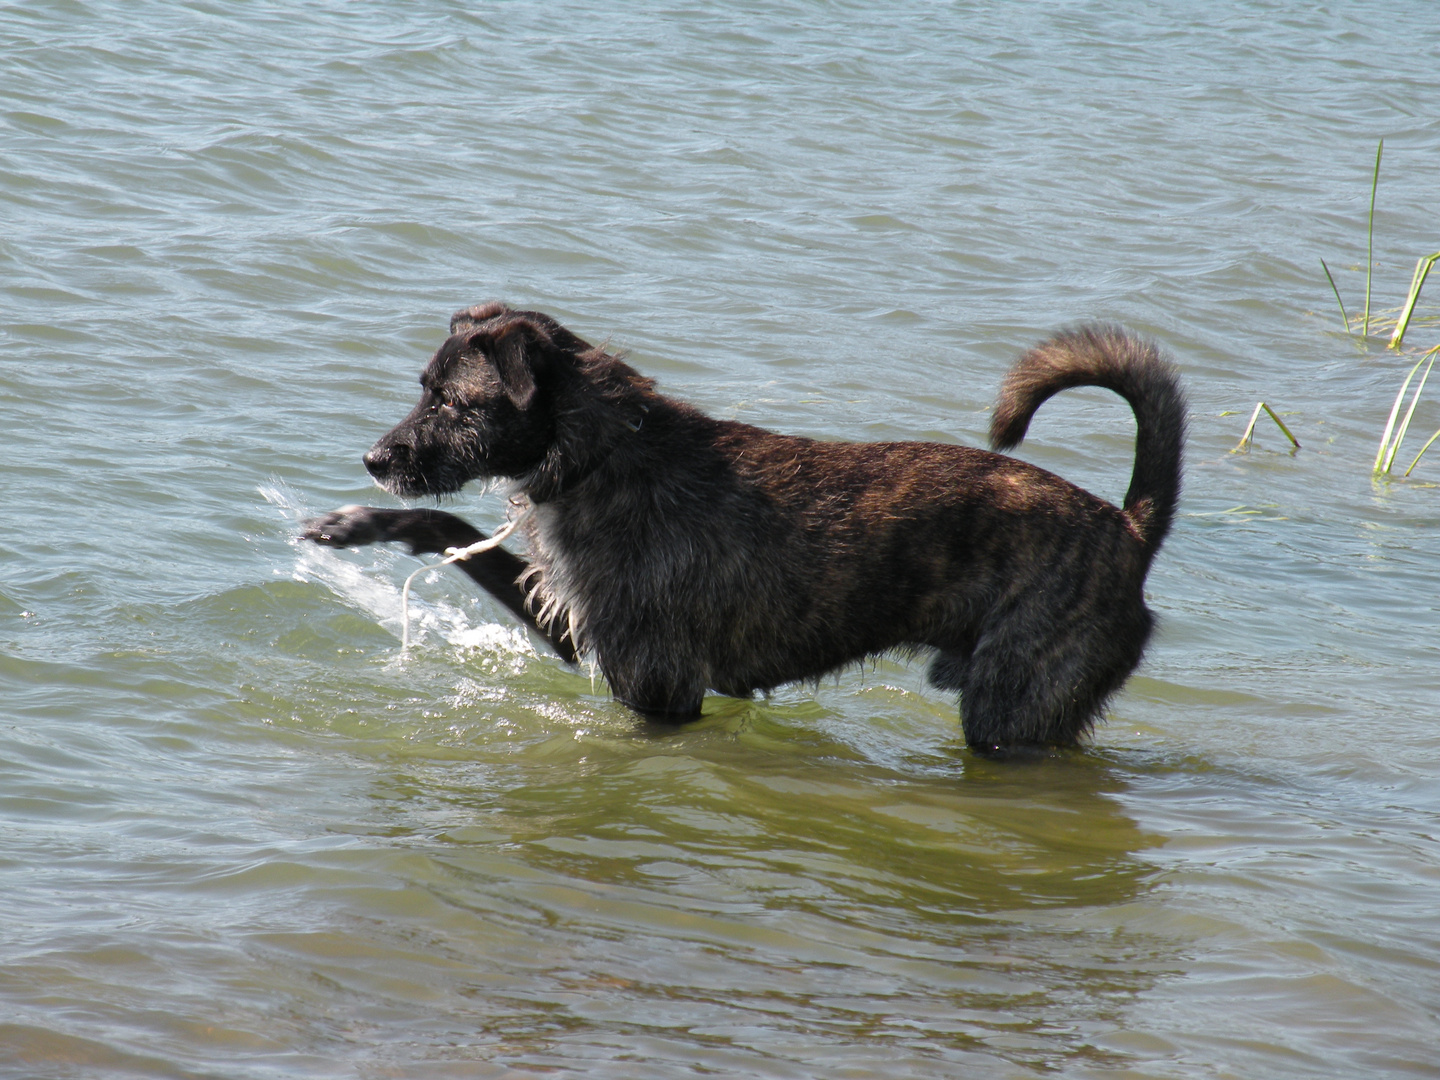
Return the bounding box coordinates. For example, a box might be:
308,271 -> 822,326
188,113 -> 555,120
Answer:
1323,140 -> 1438,477
1389,252 -> 1440,350
1232,401 -> 1301,453
1373,345 -> 1439,475
1404,426 -> 1440,476
1320,259 -> 1351,334
1363,139 -> 1382,336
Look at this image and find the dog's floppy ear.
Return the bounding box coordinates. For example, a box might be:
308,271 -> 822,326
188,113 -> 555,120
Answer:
450,301 -> 510,336
469,318 -> 546,410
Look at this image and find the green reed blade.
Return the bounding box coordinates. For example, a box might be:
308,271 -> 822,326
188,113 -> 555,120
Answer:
1232,401 -> 1300,452
1232,402 -> 1265,452
1321,259 -> 1351,334
1363,139 -> 1382,337
1384,350 -> 1438,472
1389,252 -> 1439,350
1260,403 -> 1300,448
1373,350 -> 1429,473
1404,426 -> 1440,477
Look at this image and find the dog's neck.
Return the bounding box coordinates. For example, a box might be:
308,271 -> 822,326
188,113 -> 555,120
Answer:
518,395 -> 656,504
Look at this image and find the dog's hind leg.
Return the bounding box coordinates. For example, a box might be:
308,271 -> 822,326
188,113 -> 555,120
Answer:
303,506 -> 577,663
955,613 -> 1145,754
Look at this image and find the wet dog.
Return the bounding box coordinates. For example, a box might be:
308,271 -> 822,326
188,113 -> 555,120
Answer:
306,302 -> 1185,752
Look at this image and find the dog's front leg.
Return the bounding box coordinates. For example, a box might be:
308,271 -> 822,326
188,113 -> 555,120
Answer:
618,696 -> 705,723
302,506 -> 577,663
603,665 -> 705,723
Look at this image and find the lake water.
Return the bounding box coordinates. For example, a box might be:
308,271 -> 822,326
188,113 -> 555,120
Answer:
3,1 -> 1438,1076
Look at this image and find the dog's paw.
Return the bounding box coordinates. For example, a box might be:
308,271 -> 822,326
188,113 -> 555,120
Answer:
302,505 -> 384,547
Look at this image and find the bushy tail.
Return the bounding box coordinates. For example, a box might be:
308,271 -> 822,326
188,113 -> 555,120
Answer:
989,324 -> 1186,555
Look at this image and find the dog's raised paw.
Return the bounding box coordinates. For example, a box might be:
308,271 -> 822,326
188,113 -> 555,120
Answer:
301,505 -> 381,547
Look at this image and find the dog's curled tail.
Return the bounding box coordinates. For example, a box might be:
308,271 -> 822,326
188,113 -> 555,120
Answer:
989,324 -> 1187,555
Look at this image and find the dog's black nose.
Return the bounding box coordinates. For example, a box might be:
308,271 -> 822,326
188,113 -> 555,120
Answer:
363,443 -> 400,479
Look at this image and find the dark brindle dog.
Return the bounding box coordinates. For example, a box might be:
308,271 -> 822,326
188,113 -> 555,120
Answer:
305,302 -> 1185,753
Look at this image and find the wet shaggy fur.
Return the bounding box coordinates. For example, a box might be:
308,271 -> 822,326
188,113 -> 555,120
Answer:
306,302 -> 1186,752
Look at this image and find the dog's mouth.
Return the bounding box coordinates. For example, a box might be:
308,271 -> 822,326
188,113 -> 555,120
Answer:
370,473 -> 463,499
363,440 -> 469,499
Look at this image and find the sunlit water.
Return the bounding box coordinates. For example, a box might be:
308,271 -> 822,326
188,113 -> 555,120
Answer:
3,2 -> 1439,1077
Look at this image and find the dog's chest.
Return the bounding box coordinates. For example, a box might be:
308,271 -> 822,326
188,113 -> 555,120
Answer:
522,500 -> 602,648
523,493 -> 704,645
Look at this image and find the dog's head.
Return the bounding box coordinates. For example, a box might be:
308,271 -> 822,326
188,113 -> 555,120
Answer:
364,303 -> 648,500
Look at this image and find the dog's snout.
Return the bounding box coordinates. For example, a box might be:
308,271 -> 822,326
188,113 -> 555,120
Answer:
363,440 -> 404,479
362,445 -> 387,477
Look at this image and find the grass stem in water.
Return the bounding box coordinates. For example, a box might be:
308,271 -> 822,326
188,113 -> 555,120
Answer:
1374,346 -> 1438,475
1404,426 -> 1440,476
1232,402 -> 1300,453
1364,139 -> 1382,337
1321,259 -> 1351,334
1388,252 -> 1439,350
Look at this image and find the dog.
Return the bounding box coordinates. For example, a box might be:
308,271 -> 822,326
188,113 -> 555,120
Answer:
305,302 -> 1185,753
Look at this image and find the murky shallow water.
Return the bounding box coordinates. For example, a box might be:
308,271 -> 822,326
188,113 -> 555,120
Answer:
3,2 -> 1438,1077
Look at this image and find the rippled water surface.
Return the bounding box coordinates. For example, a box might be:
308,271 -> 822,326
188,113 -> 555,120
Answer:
3,2 -> 1439,1077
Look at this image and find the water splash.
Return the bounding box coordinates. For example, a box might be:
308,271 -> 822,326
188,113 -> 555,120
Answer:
258,481 -> 535,667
